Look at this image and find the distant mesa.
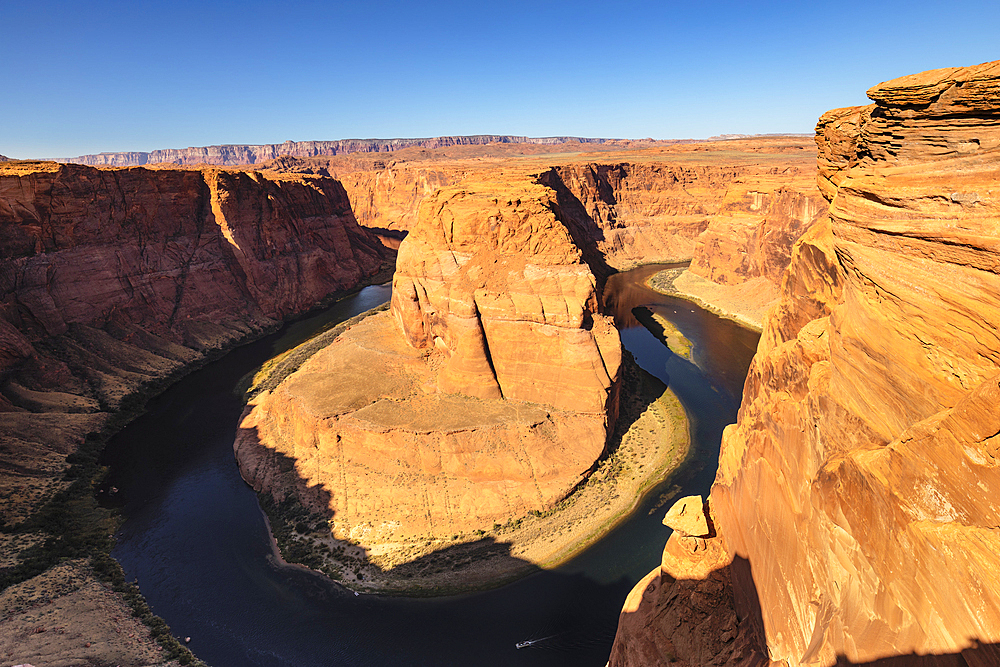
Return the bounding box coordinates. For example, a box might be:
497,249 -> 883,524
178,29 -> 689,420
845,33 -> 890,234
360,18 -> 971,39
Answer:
61,135 -> 620,168
706,132 -> 812,141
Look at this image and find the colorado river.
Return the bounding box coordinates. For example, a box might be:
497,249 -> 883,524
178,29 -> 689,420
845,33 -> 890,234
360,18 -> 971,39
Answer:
101,265 -> 759,666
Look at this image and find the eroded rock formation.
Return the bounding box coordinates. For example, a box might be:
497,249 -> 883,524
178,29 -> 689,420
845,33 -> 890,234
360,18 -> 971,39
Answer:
610,498 -> 768,667
0,161 -> 388,524
613,59 -> 1000,666
298,141 -> 825,329
390,175 -> 620,410
235,171 -> 622,549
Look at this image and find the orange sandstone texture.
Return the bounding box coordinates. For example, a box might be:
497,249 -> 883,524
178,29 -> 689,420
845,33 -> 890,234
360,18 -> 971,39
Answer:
390,175 -> 620,410
611,58 -> 1000,667
710,59 -> 1000,665
236,173 -> 622,546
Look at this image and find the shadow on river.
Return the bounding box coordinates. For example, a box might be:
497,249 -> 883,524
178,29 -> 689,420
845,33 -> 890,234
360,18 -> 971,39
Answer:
101,265 -> 759,667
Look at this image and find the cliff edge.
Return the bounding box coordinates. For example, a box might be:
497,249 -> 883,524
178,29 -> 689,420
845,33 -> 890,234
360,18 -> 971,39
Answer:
612,58 -> 1000,666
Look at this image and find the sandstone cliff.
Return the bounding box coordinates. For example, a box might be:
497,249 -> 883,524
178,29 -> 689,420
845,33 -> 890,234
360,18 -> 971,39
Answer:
0,161 -> 388,525
64,135 -> 617,167
294,142 -> 824,325
544,162 -> 822,273
0,161 -> 389,664
235,171 -> 622,563
613,59 -> 1000,666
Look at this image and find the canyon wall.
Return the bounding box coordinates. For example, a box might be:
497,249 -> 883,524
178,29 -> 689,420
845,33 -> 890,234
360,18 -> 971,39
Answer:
62,135 -> 616,167
339,166 -> 454,241
235,171 -> 622,548
0,161 -> 388,524
546,162 -> 824,273
614,59 -> 1000,666
390,173 -> 620,411
299,146 -> 824,297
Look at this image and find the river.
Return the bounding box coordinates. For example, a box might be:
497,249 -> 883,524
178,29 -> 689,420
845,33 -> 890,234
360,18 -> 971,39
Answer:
101,265 -> 759,667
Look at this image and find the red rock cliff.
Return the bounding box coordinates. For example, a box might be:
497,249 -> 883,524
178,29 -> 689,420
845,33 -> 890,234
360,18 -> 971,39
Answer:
0,161 -> 387,525
1,163 -> 385,357
707,60 -> 1000,664
546,161 -> 823,273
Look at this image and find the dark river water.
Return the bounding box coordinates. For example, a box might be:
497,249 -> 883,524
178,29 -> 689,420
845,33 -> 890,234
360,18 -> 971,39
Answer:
101,265 -> 759,667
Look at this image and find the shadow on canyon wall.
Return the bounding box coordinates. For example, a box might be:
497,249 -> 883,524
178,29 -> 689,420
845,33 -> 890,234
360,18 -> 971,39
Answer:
536,167 -> 612,284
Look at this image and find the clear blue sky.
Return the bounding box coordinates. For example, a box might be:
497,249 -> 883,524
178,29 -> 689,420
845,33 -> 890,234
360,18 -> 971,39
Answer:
3,0 -> 998,158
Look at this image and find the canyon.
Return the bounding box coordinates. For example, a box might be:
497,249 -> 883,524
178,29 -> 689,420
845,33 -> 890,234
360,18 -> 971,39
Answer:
0,160 -> 390,664
0,123 -> 883,664
231,139 -> 825,592
611,59 -> 1000,666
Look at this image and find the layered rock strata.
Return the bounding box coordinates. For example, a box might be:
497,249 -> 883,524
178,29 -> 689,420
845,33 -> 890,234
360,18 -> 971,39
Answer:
546,162 -> 824,273
64,135 -> 616,167
615,59 -> 1000,666
0,161 -> 389,664
236,173 -> 622,550
300,142 -> 825,325
0,161 -> 388,525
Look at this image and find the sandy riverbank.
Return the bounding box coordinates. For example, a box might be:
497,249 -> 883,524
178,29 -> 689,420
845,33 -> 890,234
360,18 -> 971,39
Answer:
646,268 -> 775,332
262,352 -> 691,596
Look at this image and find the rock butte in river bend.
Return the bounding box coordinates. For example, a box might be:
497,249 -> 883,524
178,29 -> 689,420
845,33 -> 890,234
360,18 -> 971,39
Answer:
235,139 -> 826,555
235,171 -> 623,543
611,58 -> 1000,666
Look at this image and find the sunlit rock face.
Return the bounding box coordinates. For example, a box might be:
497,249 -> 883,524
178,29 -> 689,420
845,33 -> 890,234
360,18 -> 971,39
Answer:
390,175 -> 621,412
547,162 -> 825,281
236,172 -> 622,544
711,59 -> 1000,665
